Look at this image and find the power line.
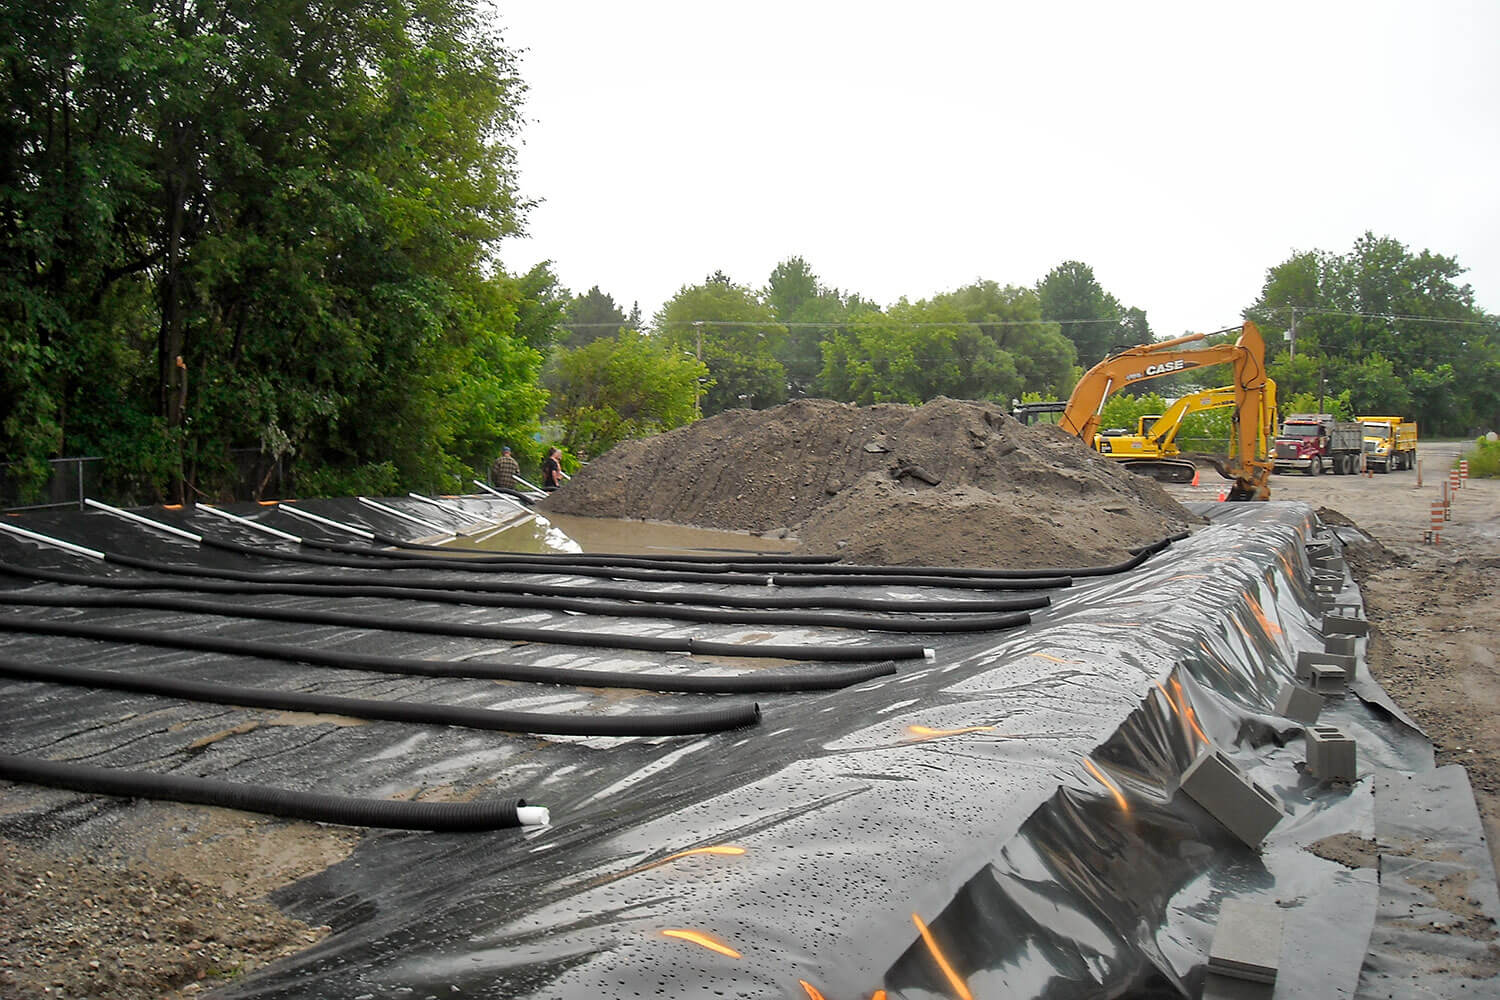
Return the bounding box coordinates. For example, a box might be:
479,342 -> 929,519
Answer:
1264,305 -> 1496,328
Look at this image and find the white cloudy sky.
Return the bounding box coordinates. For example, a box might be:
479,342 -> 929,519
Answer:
495,1 -> 1498,339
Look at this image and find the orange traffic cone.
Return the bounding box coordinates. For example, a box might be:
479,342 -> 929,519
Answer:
1191,469 -> 1200,486
1217,491 -> 1226,502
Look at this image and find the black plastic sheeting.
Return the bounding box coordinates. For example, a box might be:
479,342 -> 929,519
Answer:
0,496 -> 1485,998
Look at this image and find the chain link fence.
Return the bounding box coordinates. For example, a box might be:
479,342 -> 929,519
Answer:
1,450 -> 285,513
0,457 -> 105,512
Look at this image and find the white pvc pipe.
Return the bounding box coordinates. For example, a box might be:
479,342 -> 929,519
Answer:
84,498 -> 202,543
197,504 -> 303,543
275,503 -> 377,540
0,522 -> 106,560
471,480 -> 528,508
407,492 -> 464,514
514,475 -> 545,493
356,497 -> 451,535
517,805 -> 550,826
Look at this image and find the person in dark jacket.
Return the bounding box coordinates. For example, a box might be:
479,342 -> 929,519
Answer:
541,447 -> 566,490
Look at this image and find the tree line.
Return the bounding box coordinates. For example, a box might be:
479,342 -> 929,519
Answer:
4,3 -> 1496,504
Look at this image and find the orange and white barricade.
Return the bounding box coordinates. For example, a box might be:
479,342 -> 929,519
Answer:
1427,498 -> 1445,543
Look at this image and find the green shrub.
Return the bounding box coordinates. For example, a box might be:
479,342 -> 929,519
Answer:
292,461 -> 401,499
1461,436 -> 1500,478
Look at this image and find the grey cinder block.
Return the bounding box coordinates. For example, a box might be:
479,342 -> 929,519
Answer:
1322,612 -> 1370,636
1273,681 -> 1322,724
1179,750 -> 1285,848
1325,634 -> 1357,656
1309,663 -> 1347,693
1297,649 -> 1353,682
1306,725 -> 1356,780
1207,898 -> 1284,984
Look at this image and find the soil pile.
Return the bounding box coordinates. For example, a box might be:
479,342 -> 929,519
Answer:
541,397 -> 1199,568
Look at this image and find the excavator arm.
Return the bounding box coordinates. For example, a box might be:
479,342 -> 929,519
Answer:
1061,322 -> 1275,500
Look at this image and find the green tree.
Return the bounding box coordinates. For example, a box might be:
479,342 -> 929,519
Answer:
548,330 -> 707,459
816,283 -> 1075,405
931,281 -> 1076,397
561,285 -> 629,349
653,273 -> 786,415
762,256 -> 877,397
1247,232 -> 1500,435
1,0 -> 544,501
1036,261 -> 1152,367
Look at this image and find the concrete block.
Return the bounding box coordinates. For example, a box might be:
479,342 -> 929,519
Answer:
1297,649 -> 1353,682
1179,750 -> 1285,848
1311,570 -> 1344,589
1207,898 -> 1284,984
1309,663 -> 1347,693
1306,725 -> 1357,780
1325,634 -> 1357,657
1273,681 -> 1322,724
1315,593 -> 1350,612
1322,612 -> 1370,637
1305,536 -> 1336,555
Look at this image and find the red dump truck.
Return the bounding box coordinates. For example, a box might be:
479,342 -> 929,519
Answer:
1273,413 -> 1364,475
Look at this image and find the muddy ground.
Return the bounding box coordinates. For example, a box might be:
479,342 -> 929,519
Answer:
1,401 -> 1495,999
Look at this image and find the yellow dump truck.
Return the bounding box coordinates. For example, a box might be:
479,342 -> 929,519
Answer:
1357,415 -> 1418,472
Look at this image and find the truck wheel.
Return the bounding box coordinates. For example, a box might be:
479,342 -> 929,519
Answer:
1309,458 -> 1321,476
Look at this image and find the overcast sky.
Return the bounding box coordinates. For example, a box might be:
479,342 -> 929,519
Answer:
495,1 -> 1498,340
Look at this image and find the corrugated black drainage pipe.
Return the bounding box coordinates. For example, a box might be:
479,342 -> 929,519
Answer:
0,658 -> 763,737
0,754 -> 541,831
0,558 -> 1051,615
0,614 -> 898,694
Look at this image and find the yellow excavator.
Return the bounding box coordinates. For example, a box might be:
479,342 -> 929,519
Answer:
1058,321 -> 1276,500
1093,379 -> 1279,485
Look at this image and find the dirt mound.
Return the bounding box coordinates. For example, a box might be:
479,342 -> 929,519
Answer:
541,397 -> 1200,568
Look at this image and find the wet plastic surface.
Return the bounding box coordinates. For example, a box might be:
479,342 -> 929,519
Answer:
0,497 -> 1482,998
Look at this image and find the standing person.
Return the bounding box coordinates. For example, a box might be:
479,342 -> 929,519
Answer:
542,447 -> 564,490
490,446 -> 520,489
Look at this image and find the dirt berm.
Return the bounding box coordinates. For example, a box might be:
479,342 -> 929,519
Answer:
540,397 -> 1200,568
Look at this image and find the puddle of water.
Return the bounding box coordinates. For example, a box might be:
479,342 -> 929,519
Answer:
446,510 -> 800,557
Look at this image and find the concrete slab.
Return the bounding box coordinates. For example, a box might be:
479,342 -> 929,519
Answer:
1207,898 -> 1284,984
1201,973 -> 1273,1000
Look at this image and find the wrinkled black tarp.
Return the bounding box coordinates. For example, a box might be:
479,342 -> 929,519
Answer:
0,497 -> 1485,998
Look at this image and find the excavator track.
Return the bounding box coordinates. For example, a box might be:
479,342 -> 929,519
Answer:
1120,458 -> 1199,484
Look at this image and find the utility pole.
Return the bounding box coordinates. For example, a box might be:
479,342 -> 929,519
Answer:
1288,306 -> 1297,361
693,321 -> 704,419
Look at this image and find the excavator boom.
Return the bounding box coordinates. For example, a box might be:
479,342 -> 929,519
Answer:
1060,322 -> 1274,500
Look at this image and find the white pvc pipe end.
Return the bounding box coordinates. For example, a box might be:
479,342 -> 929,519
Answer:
517,805 -> 550,827
923,648 -> 936,660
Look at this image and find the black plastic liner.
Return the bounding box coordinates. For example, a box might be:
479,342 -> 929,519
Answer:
0,496 -> 1483,998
